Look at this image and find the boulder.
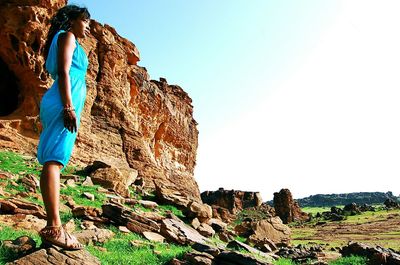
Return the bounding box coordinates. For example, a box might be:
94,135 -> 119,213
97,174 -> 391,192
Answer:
74,228 -> 114,245
90,166 -> 137,198
20,174 -> 39,192
7,246 -> 100,265
0,198 -> 46,219
197,223 -> 215,237
183,251 -> 215,265
142,231 -> 165,243
273,188 -> 309,224
160,218 -> 209,245
1,236 -> 36,257
235,217 -> 291,247
102,203 -> 160,233
185,201 -> 212,223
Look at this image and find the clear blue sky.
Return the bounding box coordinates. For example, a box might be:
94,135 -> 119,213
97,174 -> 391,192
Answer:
71,1 -> 400,200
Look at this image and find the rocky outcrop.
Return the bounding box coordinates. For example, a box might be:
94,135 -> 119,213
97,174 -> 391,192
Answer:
273,189 -> 309,224
295,191 -> 399,207
201,188 -> 263,214
340,242 -> 400,265
0,0 -> 200,200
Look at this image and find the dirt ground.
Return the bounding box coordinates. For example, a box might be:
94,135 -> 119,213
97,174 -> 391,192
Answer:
292,211 -> 400,251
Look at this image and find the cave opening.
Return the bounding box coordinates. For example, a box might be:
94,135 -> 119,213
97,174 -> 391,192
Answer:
0,57 -> 20,116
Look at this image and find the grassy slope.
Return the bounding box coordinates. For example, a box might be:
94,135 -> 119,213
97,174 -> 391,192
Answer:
0,150 -> 373,264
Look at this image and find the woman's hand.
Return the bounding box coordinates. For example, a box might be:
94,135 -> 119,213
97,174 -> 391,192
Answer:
63,109 -> 77,133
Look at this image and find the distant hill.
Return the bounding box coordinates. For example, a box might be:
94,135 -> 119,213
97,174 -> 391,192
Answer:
267,192 -> 399,207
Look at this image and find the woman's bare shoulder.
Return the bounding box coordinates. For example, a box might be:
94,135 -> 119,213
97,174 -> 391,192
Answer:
58,31 -> 76,48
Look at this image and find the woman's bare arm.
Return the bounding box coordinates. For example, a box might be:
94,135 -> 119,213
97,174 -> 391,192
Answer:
57,31 -> 77,132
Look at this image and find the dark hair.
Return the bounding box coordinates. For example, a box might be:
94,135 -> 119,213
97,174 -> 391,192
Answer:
43,4 -> 90,61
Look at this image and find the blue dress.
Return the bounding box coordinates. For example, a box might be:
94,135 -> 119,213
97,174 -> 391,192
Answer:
37,30 -> 88,169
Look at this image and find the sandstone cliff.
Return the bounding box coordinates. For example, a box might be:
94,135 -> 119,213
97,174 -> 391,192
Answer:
0,0 -> 200,200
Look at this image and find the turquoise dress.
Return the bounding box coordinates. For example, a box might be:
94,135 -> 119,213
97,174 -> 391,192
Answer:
37,30 -> 88,169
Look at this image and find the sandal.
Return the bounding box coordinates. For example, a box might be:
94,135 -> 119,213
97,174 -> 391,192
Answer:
39,224 -> 84,250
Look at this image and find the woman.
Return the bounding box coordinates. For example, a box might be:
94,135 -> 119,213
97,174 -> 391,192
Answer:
37,4 -> 90,250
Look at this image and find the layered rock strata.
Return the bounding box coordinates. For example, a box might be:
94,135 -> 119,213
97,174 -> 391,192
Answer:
0,0 -> 200,199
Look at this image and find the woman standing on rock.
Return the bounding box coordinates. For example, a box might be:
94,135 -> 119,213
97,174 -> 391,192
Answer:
37,4 -> 90,250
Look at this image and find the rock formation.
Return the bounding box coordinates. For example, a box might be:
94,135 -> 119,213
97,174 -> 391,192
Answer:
201,188 -> 263,214
0,0 -> 200,200
273,189 -> 309,224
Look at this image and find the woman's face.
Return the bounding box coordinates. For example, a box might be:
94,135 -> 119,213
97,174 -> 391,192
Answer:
70,16 -> 90,38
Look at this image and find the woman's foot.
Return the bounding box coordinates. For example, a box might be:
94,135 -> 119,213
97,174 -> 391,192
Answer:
39,224 -> 84,250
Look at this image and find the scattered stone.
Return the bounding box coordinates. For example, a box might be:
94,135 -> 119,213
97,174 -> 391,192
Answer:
7,246 -> 101,264
102,203 -> 160,233
138,200 -> 158,209
207,218 -> 227,232
65,179 -> 76,188
197,223 -> 215,237
1,236 -> 36,257
192,242 -> 221,257
0,214 -> 46,232
218,230 -> 235,242
118,226 -> 130,233
216,250 -> 274,265
64,196 -> 77,210
276,245 -> 323,263
80,220 -> 97,230
210,205 -> 236,223
341,241 -> 400,265
142,231 -> 165,243
0,171 -> 17,180
20,174 -> 39,192
72,206 -> 109,223
0,198 -> 46,219
82,176 -> 94,186
160,218 -> 209,245
155,183 -> 190,208
251,238 -> 277,252
273,188 -> 310,224
184,201 -> 212,223
227,240 -> 279,260
140,211 -> 165,222
183,251 -> 215,265
90,166 -> 137,198
83,192 -> 95,201
191,218 -> 201,229
75,228 -> 114,245
130,240 -> 148,248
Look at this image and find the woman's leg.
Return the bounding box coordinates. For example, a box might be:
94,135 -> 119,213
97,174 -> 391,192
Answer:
40,161 -> 63,227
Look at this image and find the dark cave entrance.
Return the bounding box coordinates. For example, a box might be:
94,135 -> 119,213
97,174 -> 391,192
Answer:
0,57 -> 20,116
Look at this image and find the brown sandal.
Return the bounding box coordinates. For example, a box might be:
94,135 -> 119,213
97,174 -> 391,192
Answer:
39,224 -> 84,250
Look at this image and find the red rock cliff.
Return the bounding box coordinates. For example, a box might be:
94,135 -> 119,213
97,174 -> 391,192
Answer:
0,0 -> 200,200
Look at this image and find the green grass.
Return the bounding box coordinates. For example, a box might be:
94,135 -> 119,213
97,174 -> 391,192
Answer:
60,184 -> 107,209
273,258 -> 297,265
86,225 -> 191,265
329,255 -> 368,265
0,151 -> 41,176
157,204 -> 185,219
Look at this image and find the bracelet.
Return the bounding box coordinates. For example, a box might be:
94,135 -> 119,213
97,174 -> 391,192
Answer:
63,106 -> 75,112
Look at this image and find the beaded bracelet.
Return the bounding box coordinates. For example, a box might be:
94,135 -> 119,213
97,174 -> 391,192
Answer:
63,106 -> 75,112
